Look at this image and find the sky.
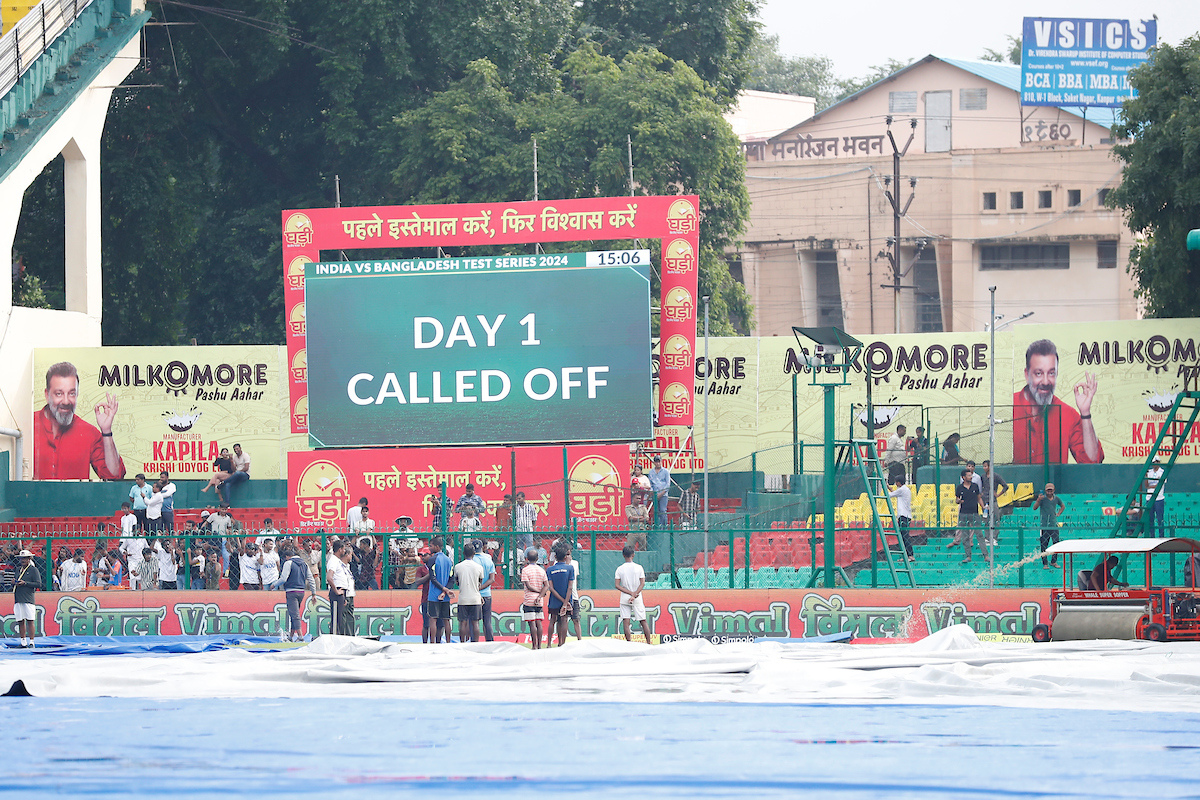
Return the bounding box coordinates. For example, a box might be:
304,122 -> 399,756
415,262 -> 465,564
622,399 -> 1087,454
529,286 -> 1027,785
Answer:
758,0 -> 1200,79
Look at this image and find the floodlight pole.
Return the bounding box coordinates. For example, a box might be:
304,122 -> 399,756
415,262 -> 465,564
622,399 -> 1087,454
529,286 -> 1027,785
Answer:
703,295 -> 710,590
823,384 -> 836,587
988,286 -> 997,585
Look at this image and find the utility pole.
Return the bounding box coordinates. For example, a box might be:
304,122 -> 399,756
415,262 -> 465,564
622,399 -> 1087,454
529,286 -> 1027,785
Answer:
882,117 -> 917,334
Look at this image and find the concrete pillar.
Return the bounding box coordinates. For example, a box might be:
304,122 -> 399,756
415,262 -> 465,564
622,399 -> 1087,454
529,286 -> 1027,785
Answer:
62,135 -> 102,317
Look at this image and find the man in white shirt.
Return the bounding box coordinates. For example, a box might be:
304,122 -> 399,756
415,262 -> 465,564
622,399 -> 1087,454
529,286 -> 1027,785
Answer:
119,502 -> 137,537
327,541 -> 353,635
158,471 -> 177,532
352,507 -> 376,537
453,542 -> 486,642
347,497 -> 368,534
1146,454 -> 1167,537
256,518 -> 282,545
119,528 -> 148,590
458,505 -> 482,534
59,549 -> 89,592
239,541 -> 261,590
257,538 -> 281,587
615,546 -> 651,643
884,424 -> 908,484
155,539 -> 180,589
145,481 -> 166,537
219,443 -> 251,504
887,475 -> 915,560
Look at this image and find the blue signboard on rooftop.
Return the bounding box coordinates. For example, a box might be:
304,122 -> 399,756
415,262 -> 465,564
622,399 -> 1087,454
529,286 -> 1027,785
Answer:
1020,17 -> 1156,108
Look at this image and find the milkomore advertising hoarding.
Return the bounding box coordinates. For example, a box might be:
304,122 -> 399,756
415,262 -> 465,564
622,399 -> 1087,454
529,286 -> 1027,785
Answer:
1020,16 -> 1155,107
304,252 -> 652,447
0,588 -> 1049,640
32,347 -> 305,480
649,319 -> 1199,469
288,444 -> 631,530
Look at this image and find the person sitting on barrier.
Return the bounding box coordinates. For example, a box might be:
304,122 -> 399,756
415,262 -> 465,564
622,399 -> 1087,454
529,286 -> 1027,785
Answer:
201,447 -> 234,495
1089,555 -> 1130,591
941,433 -> 966,465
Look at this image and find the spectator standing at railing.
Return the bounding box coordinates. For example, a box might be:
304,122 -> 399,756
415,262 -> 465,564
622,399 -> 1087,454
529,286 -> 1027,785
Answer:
119,501 -> 137,541
941,433 -> 966,465
631,465 -> 652,506
679,481 -> 702,530
145,481 -> 165,536
458,505 -> 483,536
158,472 -> 177,533
128,474 -> 152,532
256,518 -> 283,546
190,545 -> 206,589
647,457 -> 671,526
120,529 -> 148,590
209,505 -> 233,575
90,540 -> 108,587
625,497 -> 649,551
60,549 -> 88,592
155,539 -> 180,590
347,497 -> 368,534
908,427 -> 929,485
239,541 -> 261,590
218,443 -> 251,505
137,547 -> 159,590
353,536 -> 377,590
513,492 -> 538,553
887,476 -> 914,560
884,424 -> 908,484
258,538 -> 281,590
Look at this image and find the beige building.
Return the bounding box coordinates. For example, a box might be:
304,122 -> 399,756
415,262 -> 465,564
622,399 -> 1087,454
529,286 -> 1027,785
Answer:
737,56 -> 1138,337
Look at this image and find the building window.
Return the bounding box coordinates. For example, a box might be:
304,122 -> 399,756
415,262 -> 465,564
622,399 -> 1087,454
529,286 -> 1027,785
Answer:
1098,188 -> 1111,206
1038,190 -> 1052,209
1067,189 -> 1081,207
959,88 -> 987,110
889,91 -> 917,113
1010,191 -> 1024,210
913,247 -> 943,332
982,192 -> 996,210
980,243 -> 1070,270
815,251 -> 845,329
1097,241 -> 1118,269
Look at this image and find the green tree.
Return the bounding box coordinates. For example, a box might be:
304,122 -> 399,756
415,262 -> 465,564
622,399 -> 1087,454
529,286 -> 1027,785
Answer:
573,0 -> 760,105
980,36 -> 1022,65
743,33 -> 841,110
391,46 -> 751,334
1109,36 -> 1200,318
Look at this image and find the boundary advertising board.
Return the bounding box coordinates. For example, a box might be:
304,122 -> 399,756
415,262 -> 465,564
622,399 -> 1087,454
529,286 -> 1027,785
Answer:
288,445 -> 631,530
283,196 -> 701,435
1,589 -> 1050,641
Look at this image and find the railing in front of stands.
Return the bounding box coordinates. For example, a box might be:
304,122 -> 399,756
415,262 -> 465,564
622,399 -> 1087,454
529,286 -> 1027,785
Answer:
3,519 -> 1199,593
0,0 -> 93,98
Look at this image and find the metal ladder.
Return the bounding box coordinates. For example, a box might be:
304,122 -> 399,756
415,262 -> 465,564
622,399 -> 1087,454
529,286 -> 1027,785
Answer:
850,440 -> 916,587
1110,366 -> 1199,538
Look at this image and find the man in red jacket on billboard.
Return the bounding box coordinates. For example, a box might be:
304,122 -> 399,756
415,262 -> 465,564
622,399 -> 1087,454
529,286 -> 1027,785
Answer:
1012,339 -> 1103,464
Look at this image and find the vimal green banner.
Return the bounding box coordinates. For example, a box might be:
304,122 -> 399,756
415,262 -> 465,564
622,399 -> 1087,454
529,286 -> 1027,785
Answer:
305,253 -> 652,446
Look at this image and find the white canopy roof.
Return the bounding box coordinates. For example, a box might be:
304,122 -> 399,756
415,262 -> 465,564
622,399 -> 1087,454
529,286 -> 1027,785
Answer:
1044,537 -> 1200,555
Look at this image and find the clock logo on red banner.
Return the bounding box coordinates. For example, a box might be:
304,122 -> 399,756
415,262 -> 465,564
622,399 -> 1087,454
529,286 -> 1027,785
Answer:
287,255 -> 312,290
661,382 -> 692,418
292,395 -> 308,429
665,199 -> 697,234
291,349 -> 307,383
663,239 -> 696,275
661,335 -> 693,371
283,213 -> 313,248
294,459 -> 350,524
288,302 -> 306,337
662,287 -> 694,323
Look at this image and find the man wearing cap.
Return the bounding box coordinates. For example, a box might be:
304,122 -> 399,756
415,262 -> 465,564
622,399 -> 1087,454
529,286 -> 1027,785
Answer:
647,456 -> 672,526
1033,484 -> 1066,567
13,550 -> 40,648
471,538 -> 496,642
1145,455 -> 1167,537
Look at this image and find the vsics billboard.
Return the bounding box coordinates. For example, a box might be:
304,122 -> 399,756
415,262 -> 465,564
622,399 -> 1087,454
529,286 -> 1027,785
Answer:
304,251 -> 652,447
1020,16 -> 1156,107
